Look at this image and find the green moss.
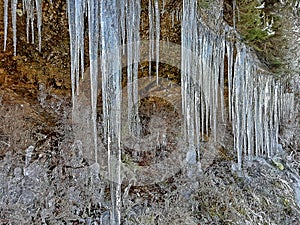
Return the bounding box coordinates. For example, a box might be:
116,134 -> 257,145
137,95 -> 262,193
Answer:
223,0 -> 293,75
198,0 -> 212,9
236,1 -> 271,42
244,28 -> 269,43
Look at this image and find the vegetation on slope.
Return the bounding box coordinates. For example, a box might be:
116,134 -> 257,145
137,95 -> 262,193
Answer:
222,0 -> 297,74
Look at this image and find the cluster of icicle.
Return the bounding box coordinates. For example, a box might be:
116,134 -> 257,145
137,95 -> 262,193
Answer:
182,0 -> 295,170
181,0 -> 225,163
3,0 -> 42,55
67,0 -> 158,224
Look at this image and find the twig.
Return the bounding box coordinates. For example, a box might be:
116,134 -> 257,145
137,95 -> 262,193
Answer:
0,140 -> 10,147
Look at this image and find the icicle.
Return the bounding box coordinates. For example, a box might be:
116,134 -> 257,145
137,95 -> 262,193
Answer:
23,0 -> 33,44
23,0 -> 35,45
35,0 -> 42,52
22,0 -> 25,11
269,79 -> 275,155
194,23 -> 201,159
232,42 -> 247,170
258,75 -> 265,156
100,0 -> 122,223
25,0 -> 32,43
76,0 -> 85,80
126,0 -> 141,136
126,0 -> 133,132
202,31 -> 210,138
120,0 -> 126,51
4,0 -> 8,51
67,0 -> 86,105
162,0 -> 165,14
88,0 -> 99,165
245,60 -> 254,160
75,0 -> 85,91
264,78 -> 271,157
133,0 -> 141,136
148,0 -> 154,77
67,0 -> 76,107
181,0 -> 201,163
11,0 -> 18,56
171,10 -> 175,28
254,80 -> 260,157
206,33 -> 213,140
286,93 -> 295,120
232,54 -> 240,169
273,83 -> 279,153
226,37 -> 234,122
198,30 -> 205,141
30,3 -> 34,44
154,0 -> 160,84
181,0 -> 188,147
241,55 -> 247,159
212,34 -> 223,142
219,35 -> 225,123
189,0 -> 197,154
232,0 -> 236,30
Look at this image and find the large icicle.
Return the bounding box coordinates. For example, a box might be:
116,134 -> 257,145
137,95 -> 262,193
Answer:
120,0 -> 126,50
219,33 -> 226,123
87,0 -> 99,165
100,0 -> 122,224
35,0 -> 42,51
226,33 -> 234,122
154,0 -> 160,83
181,0 -> 199,162
68,0 -> 86,105
132,0 -> 141,136
11,0 -> 18,55
126,0 -> 141,135
245,56 -> 254,160
181,0 -> 189,154
126,0 -> 133,134
76,0 -> 85,80
232,42 -> 245,170
148,0 -> 154,76
67,0 -> 76,107
3,0 -> 9,51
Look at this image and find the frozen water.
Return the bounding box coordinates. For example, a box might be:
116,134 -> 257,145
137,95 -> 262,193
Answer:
2,1 -> 298,223
4,0 -> 44,54
35,0 -> 42,51
3,0 -> 8,51
11,0 -> 17,55
100,1 -> 122,223
25,145 -> 34,167
155,0 -> 160,83
186,148 -> 197,165
180,0 -> 291,170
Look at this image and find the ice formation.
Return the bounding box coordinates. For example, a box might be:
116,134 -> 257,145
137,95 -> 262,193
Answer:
2,0 -> 297,224
3,0 -> 43,55
181,0 -> 293,170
